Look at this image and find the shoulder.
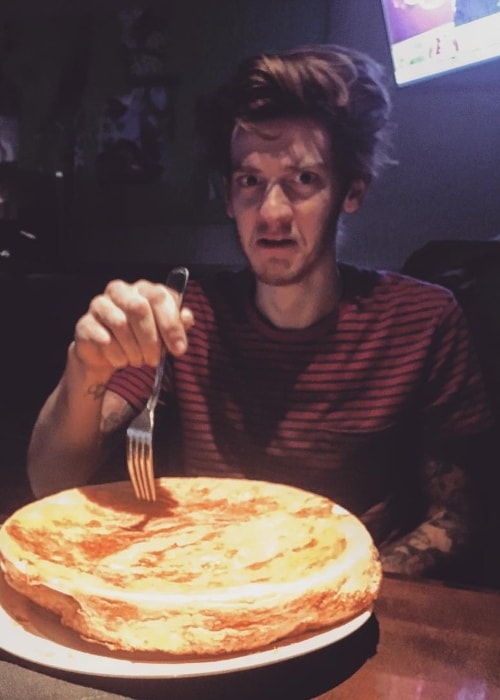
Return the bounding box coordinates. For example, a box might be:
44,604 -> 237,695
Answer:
342,262 -> 454,299
341,263 -> 461,321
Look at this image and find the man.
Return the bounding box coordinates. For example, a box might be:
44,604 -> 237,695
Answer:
27,45 -> 493,579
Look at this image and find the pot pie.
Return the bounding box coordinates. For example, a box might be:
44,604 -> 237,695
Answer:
0,477 -> 381,656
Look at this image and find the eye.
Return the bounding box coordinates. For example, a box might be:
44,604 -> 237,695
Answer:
296,171 -> 318,186
235,173 -> 260,188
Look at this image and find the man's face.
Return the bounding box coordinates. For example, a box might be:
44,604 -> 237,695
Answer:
226,117 -> 364,287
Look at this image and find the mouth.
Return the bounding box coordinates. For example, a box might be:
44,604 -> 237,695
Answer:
256,238 -> 296,248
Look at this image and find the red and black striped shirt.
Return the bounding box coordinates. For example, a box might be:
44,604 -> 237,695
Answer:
108,265 -> 493,543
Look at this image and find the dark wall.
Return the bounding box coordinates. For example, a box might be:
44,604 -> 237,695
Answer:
330,0 -> 500,270
2,0 -> 499,271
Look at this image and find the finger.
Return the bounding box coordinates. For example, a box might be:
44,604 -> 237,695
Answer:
74,313 -> 130,370
89,293 -> 149,366
136,281 -> 190,357
103,281 -> 164,365
180,306 -> 195,330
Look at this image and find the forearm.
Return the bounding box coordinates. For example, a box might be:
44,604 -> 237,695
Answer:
27,344 -> 115,498
379,508 -> 470,577
379,453 -> 477,578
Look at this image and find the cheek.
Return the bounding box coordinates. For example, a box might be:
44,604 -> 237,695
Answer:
229,205 -> 255,243
231,190 -> 262,212
297,195 -> 337,233
228,197 -> 259,227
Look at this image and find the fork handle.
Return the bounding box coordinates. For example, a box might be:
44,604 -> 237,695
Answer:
165,265 -> 190,299
146,267 -> 189,412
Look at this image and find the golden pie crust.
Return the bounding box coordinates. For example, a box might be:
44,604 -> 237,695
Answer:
0,477 -> 381,656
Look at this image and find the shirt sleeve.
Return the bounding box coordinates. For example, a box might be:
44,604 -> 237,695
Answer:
106,363 -> 173,412
421,295 -> 494,439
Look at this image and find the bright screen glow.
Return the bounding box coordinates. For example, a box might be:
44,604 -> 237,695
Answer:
380,0 -> 500,85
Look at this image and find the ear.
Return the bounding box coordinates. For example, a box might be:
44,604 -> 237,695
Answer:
224,177 -> 235,219
342,179 -> 367,214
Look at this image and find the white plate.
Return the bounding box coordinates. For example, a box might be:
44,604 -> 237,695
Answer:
0,573 -> 372,678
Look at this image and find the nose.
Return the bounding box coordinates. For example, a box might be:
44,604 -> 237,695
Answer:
258,182 -> 293,226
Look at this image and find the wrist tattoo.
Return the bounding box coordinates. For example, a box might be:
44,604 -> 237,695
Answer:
87,383 -> 107,401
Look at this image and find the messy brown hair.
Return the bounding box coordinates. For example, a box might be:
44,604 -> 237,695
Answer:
196,44 -> 394,187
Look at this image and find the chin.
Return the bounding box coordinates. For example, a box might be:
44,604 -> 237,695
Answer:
253,265 -> 312,287
245,242 -> 333,287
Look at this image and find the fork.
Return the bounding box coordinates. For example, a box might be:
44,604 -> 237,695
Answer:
126,266 -> 189,501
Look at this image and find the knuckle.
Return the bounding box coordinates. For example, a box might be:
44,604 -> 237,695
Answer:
88,293 -> 111,317
111,314 -> 129,333
104,279 -> 126,297
124,294 -> 150,317
88,295 -> 102,312
74,313 -> 94,340
150,282 -> 172,306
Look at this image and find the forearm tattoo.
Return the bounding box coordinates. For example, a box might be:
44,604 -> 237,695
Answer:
380,457 -> 473,577
98,404 -> 136,477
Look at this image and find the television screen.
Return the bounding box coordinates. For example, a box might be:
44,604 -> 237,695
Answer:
380,0 -> 500,85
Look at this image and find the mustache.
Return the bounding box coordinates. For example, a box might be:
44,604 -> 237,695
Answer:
255,221 -> 294,237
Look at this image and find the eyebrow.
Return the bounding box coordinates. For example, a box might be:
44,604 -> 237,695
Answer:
231,161 -> 328,173
231,163 -> 260,172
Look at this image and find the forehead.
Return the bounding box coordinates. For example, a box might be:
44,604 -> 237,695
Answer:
230,117 -> 333,170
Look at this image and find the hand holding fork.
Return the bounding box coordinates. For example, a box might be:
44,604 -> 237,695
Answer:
126,267 -> 189,501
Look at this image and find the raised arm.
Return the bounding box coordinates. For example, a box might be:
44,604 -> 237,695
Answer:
27,278 -> 193,498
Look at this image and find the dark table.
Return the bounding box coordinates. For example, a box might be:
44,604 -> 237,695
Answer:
0,574 -> 499,700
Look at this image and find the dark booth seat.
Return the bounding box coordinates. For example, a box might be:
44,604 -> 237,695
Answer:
402,238 -> 500,589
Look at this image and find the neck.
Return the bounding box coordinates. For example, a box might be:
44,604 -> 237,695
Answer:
254,258 -> 341,330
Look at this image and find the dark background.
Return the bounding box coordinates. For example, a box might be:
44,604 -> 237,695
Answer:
0,0 -> 499,271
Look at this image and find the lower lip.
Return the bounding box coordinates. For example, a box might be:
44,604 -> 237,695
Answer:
256,240 -> 296,249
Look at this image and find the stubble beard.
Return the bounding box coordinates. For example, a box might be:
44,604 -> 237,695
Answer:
240,229 -> 337,287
